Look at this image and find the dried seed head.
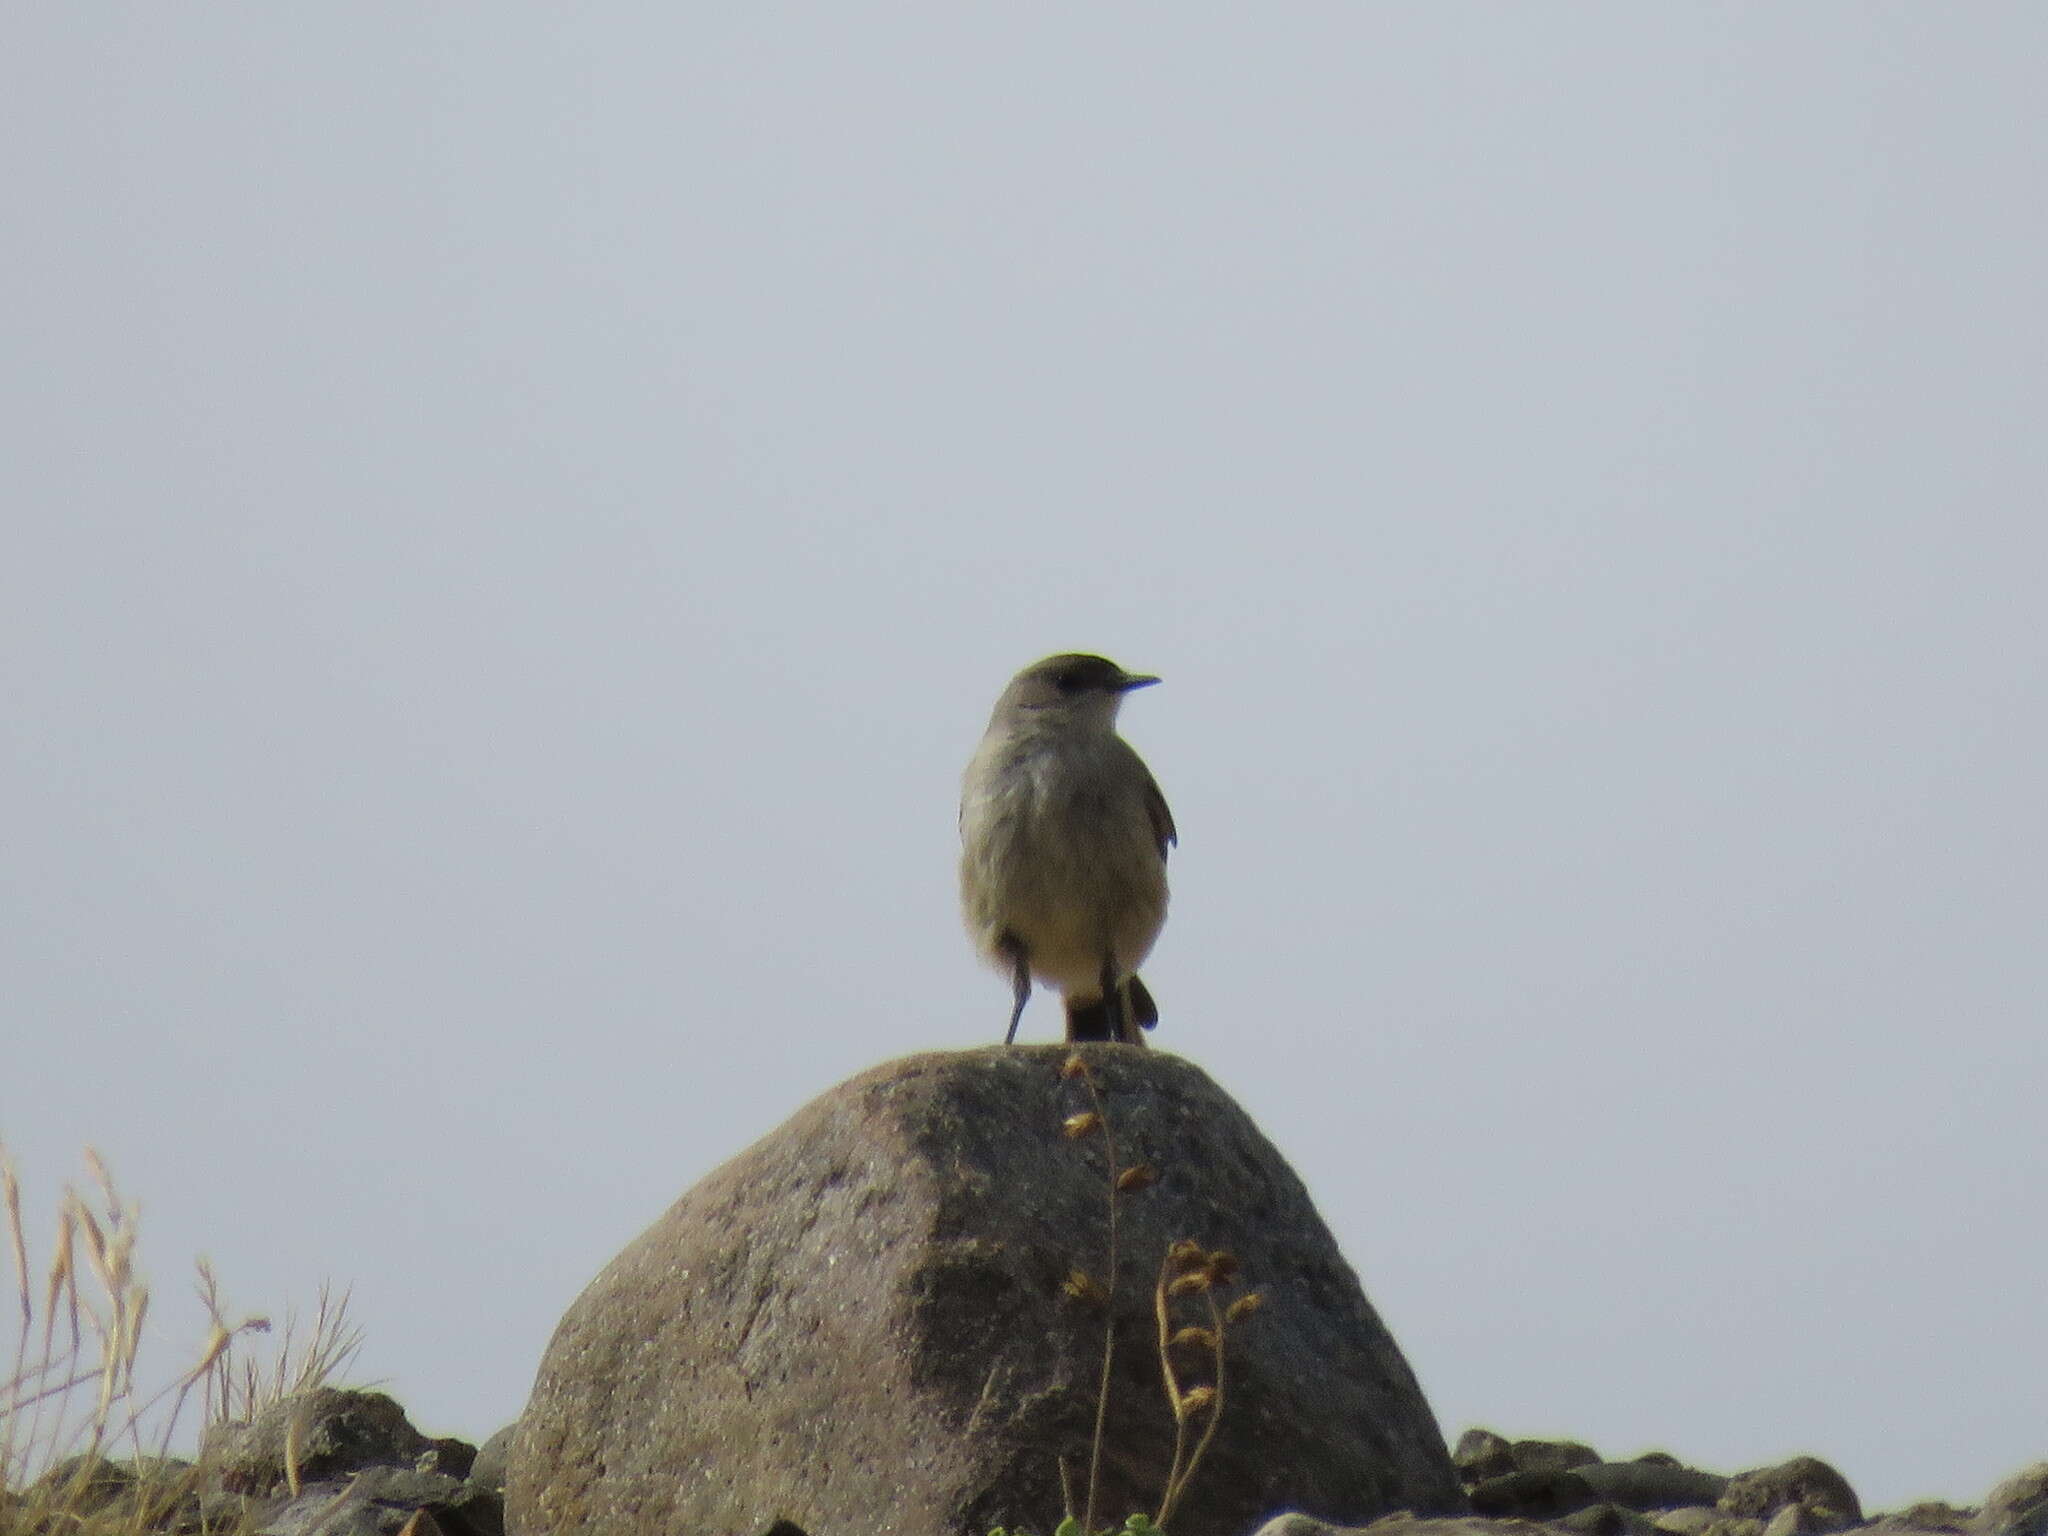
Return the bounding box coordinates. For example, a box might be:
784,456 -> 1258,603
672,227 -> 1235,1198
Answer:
1059,1053 -> 1091,1082
1225,1291 -> 1265,1322
192,1321 -> 235,1378
1205,1250 -> 1240,1285
1115,1164 -> 1159,1193
1165,1238 -> 1206,1270
85,1148 -> 117,1209
1061,1111 -> 1102,1140
76,1205 -> 108,1273
1061,1268 -> 1106,1304
2,1165 -> 24,1326
1176,1385 -> 1218,1418
125,1282 -> 150,1369
47,1207 -> 75,1293
1168,1325 -> 1218,1352
1167,1270 -> 1213,1297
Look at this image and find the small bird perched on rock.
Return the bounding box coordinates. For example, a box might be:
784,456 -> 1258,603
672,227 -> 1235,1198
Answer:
959,653 -> 1176,1045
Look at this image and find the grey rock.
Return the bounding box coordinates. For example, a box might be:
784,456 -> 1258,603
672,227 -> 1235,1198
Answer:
419,1438 -> 478,1482
1720,1458 -> 1862,1532
1656,1508 -> 1728,1536
1251,1518 -> 1528,1536
252,1480 -> 388,1536
1517,1439 -> 1604,1474
508,1046 -> 1463,1536
467,1423 -> 519,1495
1575,1462 -> 1731,1512
251,1468 -> 503,1536
1256,1517 -> 1541,1536
208,1389 -> 436,1496
1765,1503 -> 1833,1536
1452,1429 -> 1516,1486
1562,1503 -> 1668,1536
1869,1502 -> 1975,1535
380,1473 -> 501,1536
1658,1511 -> 1763,1536
1251,1516 -> 1366,1536
28,1455 -> 199,1527
1978,1466 -> 2048,1536
1468,1468 -> 1595,1518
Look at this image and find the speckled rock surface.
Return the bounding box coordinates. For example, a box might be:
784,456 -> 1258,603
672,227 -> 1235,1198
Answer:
1721,1458 -> 1863,1532
1977,1466 -> 2048,1536
204,1389 -> 471,1497
506,1045 -> 1461,1536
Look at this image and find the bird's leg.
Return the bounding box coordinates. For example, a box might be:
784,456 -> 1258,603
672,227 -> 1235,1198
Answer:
1000,933 -> 1032,1044
1098,952 -> 1129,1044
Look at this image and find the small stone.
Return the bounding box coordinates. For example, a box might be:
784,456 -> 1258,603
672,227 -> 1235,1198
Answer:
1516,1439 -> 1604,1473
1657,1513 -> 1763,1536
261,1489 -> 386,1536
1469,1468 -> 1596,1519
1251,1518 -> 1357,1536
1560,1502 -> 1665,1536
250,1467 -> 502,1536
29,1456 -> 197,1525
1576,1462 -> 1731,1512
467,1422 -> 520,1495
1766,1502 -> 1830,1536
1453,1429 -> 1516,1485
1721,1458 -> 1863,1532
1978,1465 -> 2048,1536
208,1389 -> 435,1496
419,1437 -> 478,1481
1871,1500 -> 1975,1534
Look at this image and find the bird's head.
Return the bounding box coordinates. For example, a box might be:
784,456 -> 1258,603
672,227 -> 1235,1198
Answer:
993,653 -> 1160,731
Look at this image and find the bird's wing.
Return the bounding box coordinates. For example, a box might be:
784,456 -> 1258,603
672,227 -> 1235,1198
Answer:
1142,763 -> 1177,861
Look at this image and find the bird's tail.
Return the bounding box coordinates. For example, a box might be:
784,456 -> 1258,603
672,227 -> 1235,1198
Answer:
1065,975 -> 1158,1045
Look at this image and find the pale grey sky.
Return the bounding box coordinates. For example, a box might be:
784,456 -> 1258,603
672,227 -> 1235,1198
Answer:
4,6 -> 2045,1512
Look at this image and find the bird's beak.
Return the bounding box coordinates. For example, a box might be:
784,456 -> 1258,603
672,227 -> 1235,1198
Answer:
1117,673 -> 1161,692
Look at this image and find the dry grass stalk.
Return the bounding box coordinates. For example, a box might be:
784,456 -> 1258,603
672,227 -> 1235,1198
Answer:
1,1144 -> 337,1536
205,1274 -> 359,1429
1057,1052 -> 1126,1536
1151,1248 -> 1258,1528
1048,1063 -> 1265,1534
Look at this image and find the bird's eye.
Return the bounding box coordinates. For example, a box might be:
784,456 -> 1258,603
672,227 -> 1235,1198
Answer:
1052,663 -> 1098,694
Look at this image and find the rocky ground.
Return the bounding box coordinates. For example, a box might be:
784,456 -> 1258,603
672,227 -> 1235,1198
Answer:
29,1387 -> 2041,1536
45,1052 -> 2035,1536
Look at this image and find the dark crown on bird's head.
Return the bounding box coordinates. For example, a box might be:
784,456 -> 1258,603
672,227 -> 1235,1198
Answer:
1032,654 -> 1141,695
995,653 -> 1161,720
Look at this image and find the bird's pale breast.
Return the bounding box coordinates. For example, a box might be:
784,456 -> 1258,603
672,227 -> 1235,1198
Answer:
959,731 -> 1168,998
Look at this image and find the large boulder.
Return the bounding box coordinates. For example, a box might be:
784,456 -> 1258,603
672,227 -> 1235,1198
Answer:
508,1045 -> 1461,1536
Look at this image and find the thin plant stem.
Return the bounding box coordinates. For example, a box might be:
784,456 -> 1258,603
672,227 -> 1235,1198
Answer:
1156,1288 -> 1228,1526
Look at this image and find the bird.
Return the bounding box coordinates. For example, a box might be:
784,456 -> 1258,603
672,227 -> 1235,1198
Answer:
959,653 -> 1176,1045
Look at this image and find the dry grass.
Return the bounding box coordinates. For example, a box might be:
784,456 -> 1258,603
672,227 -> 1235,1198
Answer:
1053,1053 -> 1260,1536
2,1145 -> 358,1536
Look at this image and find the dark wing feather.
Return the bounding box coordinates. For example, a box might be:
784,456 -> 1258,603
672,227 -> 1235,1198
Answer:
1142,764 -> 1177,862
